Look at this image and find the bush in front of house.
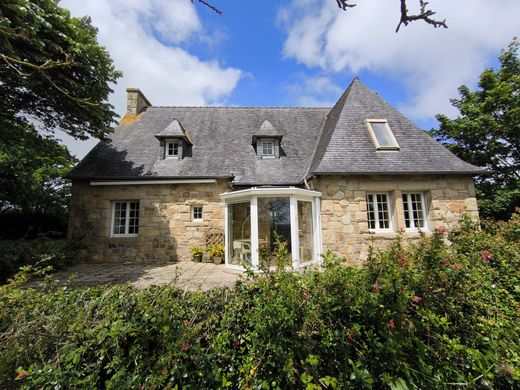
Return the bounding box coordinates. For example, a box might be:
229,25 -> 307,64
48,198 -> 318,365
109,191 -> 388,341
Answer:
0,213 -> 518,389
0,237 -> 81,283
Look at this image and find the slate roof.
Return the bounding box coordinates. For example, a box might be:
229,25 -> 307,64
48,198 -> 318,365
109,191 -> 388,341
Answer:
309,78 -> 485,175
70,106 -> 329,185
69,78 -> 485,184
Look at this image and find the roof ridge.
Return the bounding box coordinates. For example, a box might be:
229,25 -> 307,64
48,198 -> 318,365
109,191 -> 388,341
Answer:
306,79 -> 357,176
148,105 -> 331,110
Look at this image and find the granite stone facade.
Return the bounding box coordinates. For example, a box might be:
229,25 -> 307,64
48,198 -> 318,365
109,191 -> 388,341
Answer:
68,180 -> 231,263
315,174 -> 478,265
68,175 -> 478,265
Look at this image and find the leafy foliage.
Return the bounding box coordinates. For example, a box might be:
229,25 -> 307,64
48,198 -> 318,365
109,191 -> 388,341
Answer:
0,214 -> 519,389
0,237 -> 81,282
432,38 -> 520,220
0,0 -> 121,230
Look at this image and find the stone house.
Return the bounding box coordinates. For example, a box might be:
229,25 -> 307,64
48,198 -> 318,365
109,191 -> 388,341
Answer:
67,78 -> 484,270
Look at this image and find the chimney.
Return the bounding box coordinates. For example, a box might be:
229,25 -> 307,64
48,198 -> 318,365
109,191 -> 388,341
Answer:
126,88 -> 151,116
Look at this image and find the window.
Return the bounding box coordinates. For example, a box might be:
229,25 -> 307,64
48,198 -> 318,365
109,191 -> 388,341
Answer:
366,193 -> 392,231
402,193 -> 427,230
262,140 -> 274,157
166,140 -> 179,157
366,120 -> 399,150
112,201 -> 139,236
192,206 -> 203,221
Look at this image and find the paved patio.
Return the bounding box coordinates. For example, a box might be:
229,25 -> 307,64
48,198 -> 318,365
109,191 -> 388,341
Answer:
27,262 -> 242,291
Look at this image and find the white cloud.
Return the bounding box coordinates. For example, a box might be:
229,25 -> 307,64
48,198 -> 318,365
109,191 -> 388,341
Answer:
278,0 -> 520,119
284,74 -> 342,106
60,0 -> 242,158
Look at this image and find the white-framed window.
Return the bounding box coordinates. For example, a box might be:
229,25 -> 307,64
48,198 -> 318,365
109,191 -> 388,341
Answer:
192,206 -> 203,221
166,140 -> 179,157
402,193 -> 428,230
366,193 -> 393,231
262,139 -> 274,157
366,119 -> 399,150
112,201 -> 139,236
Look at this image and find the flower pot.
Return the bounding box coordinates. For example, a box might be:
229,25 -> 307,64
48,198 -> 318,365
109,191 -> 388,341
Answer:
192,253 -> 203,262
213,256 -> 223,265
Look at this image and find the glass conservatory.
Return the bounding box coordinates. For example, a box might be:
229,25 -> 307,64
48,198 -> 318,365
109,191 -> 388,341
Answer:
220,187 -> 322,270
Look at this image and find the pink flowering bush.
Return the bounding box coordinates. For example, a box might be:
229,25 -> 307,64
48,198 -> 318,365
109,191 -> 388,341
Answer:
0,212 -> 518,389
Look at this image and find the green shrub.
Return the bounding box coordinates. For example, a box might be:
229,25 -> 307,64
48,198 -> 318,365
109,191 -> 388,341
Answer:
0,238 -> 81,282
0,214 -> 518,389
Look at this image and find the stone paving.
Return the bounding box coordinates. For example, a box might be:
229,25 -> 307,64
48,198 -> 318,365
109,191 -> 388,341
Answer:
28,262 -> 242,291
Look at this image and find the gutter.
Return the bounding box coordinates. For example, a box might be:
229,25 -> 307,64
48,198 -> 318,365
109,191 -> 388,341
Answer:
90,179 -> 219,186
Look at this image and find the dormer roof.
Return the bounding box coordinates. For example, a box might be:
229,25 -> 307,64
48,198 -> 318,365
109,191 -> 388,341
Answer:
251,119 -> 283,144
155,118 -> 193,145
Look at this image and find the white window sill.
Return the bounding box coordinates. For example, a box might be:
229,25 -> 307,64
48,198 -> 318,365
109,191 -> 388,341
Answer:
368,229 -> 395,234
110,234 -> 139,238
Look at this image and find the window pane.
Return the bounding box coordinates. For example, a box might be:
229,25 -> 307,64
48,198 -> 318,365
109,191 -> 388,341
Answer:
128,201 -> 139,234
370,122 -> 397,148
229,202 -> 251,266
366,195 -> 376,230
403,193 -> 426,230
113,202 -> 127,235
258,197 -> 291,267
402,194 -> 411,228
298,201 -> 313,263
376,194 -> 389,229
262,142 -> 273,156
193,206 -> 202,220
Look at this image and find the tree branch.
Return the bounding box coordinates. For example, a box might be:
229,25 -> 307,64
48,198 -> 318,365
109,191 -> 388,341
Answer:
336,0 -> 356,11
333,0 -> 447,33
192,0 -> 222,15
395,0 -> 447,32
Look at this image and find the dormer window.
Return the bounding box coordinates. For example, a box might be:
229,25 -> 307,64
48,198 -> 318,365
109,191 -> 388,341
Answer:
166,140 -> 179,157
253,119 -> 283,160
262,139 -> 274,157
366,119 -> 399,151
155,118 -> 193,161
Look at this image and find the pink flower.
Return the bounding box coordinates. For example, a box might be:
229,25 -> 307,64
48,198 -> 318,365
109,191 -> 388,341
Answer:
182,342 -> 191,352
387,319 -> 395,336
347,328 -> 356,341
26,265 -> 33,270
480,250 -> 492,264
183,319 -> 190,326
451,263 -> 462,270
371,283 -> 381,293
16,370 -> 28,380
436,226 -> 448,235
411,295 -> 423,304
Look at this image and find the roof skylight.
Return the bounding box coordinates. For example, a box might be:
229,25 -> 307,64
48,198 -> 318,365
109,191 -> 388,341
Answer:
366,119 -> 400,151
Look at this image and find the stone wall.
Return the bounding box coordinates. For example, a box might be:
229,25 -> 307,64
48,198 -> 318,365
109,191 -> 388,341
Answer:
68,175 -> 479,265
315,175 -> 479,265
68,180 -> 231,263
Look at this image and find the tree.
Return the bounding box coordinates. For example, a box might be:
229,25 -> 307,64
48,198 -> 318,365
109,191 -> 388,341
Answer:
0,0 -> 121,234
431,38 -> 520,220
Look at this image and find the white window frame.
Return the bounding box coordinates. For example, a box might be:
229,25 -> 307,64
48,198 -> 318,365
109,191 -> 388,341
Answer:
166,140 -> 179,157
261,139 -> 274,158
366,119 -> 400,151
191,205 -> 203,221
366,193 -> 393,232
220,187 -> 322,271
111,200 -> 139,237
402,192 -> 429,231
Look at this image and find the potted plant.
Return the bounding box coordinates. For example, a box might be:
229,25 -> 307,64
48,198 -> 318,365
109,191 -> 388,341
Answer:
190,246 -> 203,262
207,243 -> 225,265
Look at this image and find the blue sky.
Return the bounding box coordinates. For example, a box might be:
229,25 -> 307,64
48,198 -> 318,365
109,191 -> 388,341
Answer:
60,0 -> 519,158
